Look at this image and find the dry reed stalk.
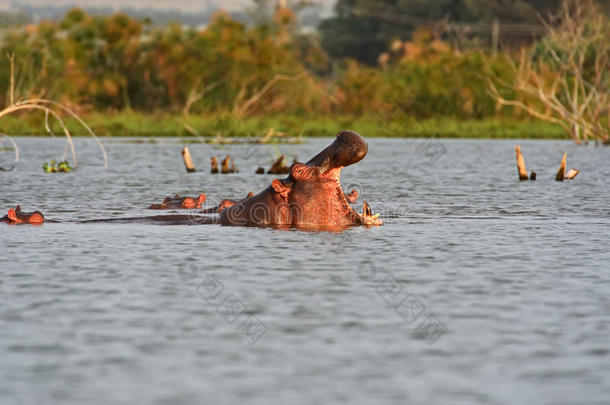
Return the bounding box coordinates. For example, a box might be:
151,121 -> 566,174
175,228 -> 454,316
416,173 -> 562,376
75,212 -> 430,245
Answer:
0,56 -> 108,170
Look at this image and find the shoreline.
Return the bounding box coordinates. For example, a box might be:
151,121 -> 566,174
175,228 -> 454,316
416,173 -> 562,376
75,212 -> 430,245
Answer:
0,112 -> 567,139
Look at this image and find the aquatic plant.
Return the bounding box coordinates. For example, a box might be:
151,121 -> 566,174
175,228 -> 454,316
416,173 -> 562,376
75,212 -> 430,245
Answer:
42,158 -> 72,173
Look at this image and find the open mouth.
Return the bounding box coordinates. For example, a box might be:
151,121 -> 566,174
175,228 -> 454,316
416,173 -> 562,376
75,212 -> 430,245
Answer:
325,164 -> 383,226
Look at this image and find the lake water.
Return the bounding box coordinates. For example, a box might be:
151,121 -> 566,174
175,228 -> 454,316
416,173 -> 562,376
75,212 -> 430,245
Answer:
1,137 -> 609,404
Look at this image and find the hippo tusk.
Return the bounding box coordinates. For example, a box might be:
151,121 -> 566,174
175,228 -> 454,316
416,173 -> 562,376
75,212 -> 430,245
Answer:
363,201 -> 372,217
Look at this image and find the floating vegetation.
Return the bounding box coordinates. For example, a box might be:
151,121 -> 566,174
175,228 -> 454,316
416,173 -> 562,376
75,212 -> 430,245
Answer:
182,125 -> 303,145
43,159 -> 72,173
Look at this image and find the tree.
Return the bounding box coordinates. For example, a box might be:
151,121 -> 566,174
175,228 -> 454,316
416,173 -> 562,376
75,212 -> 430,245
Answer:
489,0 -> 610,145
319,0 -> 562,65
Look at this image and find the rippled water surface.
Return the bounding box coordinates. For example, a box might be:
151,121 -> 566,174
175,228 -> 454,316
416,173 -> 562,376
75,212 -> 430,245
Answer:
1,137 -> 609,404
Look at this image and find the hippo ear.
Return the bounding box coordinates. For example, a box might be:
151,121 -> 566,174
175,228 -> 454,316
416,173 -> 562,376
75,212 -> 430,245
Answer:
271,179 -> 292,201
7,208 -> 18,222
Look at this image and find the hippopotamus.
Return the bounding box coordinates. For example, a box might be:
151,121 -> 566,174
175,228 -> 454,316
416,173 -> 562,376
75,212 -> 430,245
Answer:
1,205 -> 44,224
148,194 -> 206,209
217,130 -> 381,227
201,192 -> 255,214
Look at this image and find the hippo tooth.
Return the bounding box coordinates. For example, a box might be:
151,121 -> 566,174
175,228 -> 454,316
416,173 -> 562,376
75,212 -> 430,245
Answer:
371,214 -> 380,220
363,201 -> 372,217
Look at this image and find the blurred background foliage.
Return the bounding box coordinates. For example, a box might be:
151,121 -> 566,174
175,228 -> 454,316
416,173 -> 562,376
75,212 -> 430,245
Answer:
0,0 -> 607,137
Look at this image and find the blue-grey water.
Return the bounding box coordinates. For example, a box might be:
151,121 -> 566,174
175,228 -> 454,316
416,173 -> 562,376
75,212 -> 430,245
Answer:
1,137 -> 609,405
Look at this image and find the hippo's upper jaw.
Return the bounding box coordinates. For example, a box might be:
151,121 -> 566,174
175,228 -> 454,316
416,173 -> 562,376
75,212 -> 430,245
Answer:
306,130 -> 368,180
219,130 -> 382,229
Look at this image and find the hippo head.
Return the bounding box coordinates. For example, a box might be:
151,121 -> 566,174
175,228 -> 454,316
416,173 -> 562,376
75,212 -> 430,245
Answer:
269,131 -> 382,228
2,205 -> 45,224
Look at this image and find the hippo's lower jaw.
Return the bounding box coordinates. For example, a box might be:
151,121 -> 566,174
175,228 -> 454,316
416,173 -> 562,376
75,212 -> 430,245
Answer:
321,167 -> 382,227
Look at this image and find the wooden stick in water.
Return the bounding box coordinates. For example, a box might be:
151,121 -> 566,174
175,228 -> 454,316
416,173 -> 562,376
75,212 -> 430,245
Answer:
556,152 -> 566,181
267,155 -> 290,174
565,169 -> 579,180
210,157 -> 219,174
515,145 -> 528,181
221,155 -> 230,174
182,146 -> 196,173
219,155 -> 237,173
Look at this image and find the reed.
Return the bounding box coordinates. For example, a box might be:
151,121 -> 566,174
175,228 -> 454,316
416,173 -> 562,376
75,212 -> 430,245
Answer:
0,55 -> 108,169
